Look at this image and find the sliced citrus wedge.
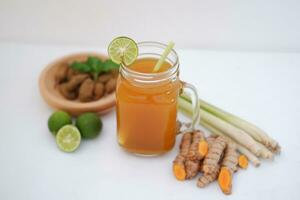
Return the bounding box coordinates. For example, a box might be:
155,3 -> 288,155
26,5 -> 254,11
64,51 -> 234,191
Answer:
108,36 -> 138,65
56,125 -> 81,152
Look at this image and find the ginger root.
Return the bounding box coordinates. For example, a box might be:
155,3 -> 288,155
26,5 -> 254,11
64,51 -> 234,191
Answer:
173,132 -> 192,181
238,155 -> 249,169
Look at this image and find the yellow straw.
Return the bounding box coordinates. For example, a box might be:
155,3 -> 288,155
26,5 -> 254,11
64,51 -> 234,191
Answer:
153,41 -> 175,72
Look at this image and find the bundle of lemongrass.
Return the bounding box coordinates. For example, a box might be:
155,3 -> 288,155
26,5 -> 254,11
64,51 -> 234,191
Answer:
178,94 -> 280,167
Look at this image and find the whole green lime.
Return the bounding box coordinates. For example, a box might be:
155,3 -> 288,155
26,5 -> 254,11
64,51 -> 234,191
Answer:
48,111 -> 72,135
75,113 -> 102,139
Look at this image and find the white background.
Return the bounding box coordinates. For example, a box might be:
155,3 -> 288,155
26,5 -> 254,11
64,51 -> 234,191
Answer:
0,1 -> 300,200
1,0 -> 300,51
0,43 -> 299,200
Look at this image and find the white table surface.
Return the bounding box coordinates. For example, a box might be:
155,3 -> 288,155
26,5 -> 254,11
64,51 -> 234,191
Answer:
0,42 -> 299,200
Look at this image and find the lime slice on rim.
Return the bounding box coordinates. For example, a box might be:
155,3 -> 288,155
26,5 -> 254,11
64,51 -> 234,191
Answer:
108,36 -> 138,65
56,125 -> 81,152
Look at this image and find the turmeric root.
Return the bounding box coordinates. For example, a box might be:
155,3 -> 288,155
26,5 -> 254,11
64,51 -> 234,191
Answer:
78,78 -> 95,102
218,167 -> 232,195
197,166 -> 220,188
187,130 -> 205,161
221,142 -> 238,174
185,131 -> 208,179
202,121 -> 260,167
238,155 -> 249,169
197,137 -> 219,187
55,63 -> 69,83
185,160 -> 200,179
217,141 -> 238,195
202,136 -> 227,174
173,132 -> 192,181
206,136 -> 216,146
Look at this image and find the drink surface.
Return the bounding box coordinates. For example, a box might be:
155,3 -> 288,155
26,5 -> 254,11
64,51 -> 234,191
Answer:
116,58 -> 180,154
128,58 -> 171,73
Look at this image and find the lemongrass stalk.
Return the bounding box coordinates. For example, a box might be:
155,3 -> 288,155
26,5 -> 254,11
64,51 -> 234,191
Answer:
178,97 -> 262,157
200,109 -> 262,157
201,120 -> 261,167
153,42 -> 175,72
256,142 -> 274,159
199,98 -> 280,153
181,93 -> 280,153
178,98 -> 273,159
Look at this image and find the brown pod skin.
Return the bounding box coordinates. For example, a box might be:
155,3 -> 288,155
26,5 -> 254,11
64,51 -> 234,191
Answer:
94,81 -> 105,100
78,78 -> 95,102
110,69 -> 119,78
98,73 -> 112,83
59,74 -> 88,100
65,74 -> 89,91
55,63 -> 69,83
66,68 -> 80,81
59,84 -> 77,100
105,78 -> 117,94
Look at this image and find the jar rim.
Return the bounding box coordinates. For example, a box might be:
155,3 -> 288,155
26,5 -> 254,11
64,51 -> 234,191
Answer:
120,41 -> 179,80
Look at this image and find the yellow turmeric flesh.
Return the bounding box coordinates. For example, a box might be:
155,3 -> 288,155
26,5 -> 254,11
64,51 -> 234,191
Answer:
173,132 -> 192,181
218,167 -> 232,195
217,141 -> 238,194
187,131 -> 205,161
238,155 -> 249,169
198,140 -> 208,157
173,159 -> 186,181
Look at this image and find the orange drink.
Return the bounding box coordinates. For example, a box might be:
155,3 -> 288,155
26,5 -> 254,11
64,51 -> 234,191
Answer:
116,42 -> 199,155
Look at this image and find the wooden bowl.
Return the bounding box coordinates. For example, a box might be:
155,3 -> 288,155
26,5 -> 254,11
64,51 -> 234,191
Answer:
39,52 -> 116,116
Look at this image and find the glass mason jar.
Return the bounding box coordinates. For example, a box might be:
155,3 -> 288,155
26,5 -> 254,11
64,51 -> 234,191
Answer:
116,42 -> 199,155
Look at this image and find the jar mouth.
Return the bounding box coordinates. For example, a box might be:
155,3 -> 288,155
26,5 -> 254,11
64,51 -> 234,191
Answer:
120,41 -> 179,81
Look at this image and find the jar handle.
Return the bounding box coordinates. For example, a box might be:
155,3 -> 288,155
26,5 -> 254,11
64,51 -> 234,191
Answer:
180,81 -> 200,132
